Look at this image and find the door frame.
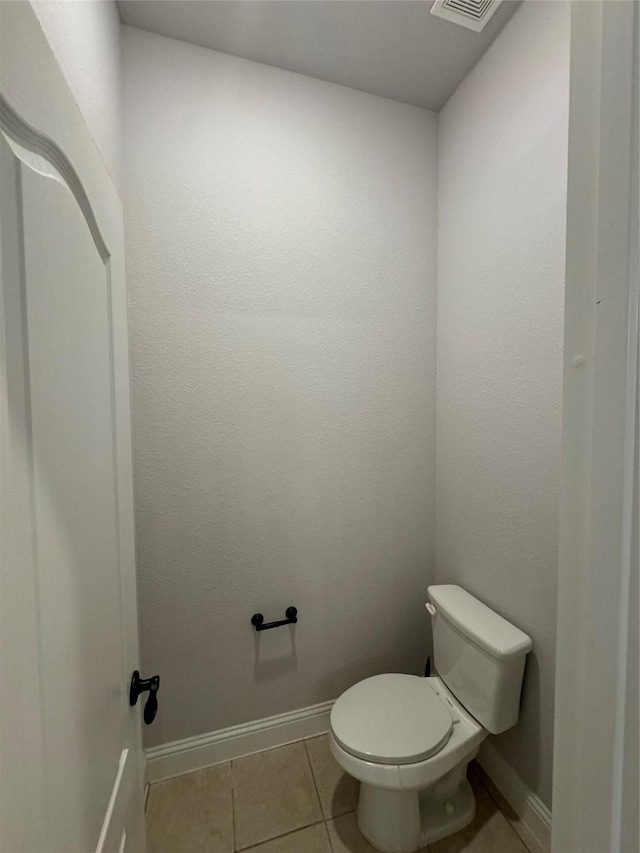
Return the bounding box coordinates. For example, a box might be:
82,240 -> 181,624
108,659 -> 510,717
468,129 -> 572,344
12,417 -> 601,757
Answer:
553,1 -> 639,851
0,2 -> 145,849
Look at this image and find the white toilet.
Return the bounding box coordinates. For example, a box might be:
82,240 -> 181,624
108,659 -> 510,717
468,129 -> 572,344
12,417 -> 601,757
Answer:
329,584 -> 532,853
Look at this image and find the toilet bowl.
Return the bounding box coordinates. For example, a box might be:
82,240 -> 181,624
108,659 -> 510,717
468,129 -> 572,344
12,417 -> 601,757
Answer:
329,585 -> 532,853
330,675 -> 485,852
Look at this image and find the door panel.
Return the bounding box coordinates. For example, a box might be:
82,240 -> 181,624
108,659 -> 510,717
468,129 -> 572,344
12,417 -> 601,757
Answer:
0,82 -> 144,853
23,154 -> 124,851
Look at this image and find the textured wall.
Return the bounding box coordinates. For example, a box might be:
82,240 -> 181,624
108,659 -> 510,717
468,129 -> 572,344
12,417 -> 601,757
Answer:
123,26 -> 438,748
436,1 -> 569,808
31,0 -> 122,194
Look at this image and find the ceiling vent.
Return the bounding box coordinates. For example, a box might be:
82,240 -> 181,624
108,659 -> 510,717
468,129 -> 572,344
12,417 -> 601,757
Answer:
430,0 -> 503,32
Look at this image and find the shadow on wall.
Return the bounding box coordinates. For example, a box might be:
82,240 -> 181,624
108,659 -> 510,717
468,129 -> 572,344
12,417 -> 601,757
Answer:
490,650 -> 542,790
249,593 -> 434,693
317,653 -> 429,706
253,626 -> 298,683
251,619 -> 432,695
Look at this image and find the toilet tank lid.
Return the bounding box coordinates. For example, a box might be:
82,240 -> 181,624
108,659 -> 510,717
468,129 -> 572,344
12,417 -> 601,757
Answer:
427,585 -> 532,660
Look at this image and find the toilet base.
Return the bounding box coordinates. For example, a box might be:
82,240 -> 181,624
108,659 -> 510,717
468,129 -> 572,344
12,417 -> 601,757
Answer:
356,775 -> 476,853
418,777 -> 475,845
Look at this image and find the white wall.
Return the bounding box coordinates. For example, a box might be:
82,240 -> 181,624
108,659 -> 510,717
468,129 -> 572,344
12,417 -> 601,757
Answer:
123,27 -> 438,748
31,0 -> 122,194
436,1 -> 570,808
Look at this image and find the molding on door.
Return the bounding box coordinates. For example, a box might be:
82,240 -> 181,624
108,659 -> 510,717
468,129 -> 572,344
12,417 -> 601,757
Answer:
0,93 -> 108,260
96,749 -> 134,853
145,701 -> 334,783
478,741 -> 552,853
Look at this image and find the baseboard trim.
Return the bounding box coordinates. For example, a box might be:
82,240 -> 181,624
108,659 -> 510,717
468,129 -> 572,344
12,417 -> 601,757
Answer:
145,700 -> 334,783
477,741 -> 552,853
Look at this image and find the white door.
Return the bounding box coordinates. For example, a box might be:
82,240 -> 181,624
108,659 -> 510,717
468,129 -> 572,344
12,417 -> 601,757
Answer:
0,6 -> 146,853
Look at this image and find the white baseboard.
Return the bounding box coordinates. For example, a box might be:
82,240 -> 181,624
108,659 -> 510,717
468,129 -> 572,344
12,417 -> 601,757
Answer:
477,740 -> 552,853
145,700 -> 334,783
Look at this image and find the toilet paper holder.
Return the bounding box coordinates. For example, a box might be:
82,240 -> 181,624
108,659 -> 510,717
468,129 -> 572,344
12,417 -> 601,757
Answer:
251,606 -> 298,631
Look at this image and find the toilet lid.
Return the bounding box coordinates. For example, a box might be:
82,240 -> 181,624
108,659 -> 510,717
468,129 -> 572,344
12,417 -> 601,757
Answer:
330,674 -> 453,765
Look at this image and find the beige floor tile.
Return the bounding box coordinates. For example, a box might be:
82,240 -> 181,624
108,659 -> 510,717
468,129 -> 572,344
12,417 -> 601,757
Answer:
243,822 -> 332,853
470,763 -> 537,853
326,812 -> 430,853
305,735 -> 359,819
146,763 -> 233,853
430,772 -> 529,853
326,813 -> 378,853
232,741 -> 323,850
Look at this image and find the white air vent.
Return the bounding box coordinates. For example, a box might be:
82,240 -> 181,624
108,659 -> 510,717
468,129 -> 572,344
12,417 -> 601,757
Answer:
430,0 -> 503,32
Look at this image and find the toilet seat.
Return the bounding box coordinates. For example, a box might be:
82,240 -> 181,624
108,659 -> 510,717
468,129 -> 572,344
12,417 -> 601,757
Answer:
330,674 -> 453,765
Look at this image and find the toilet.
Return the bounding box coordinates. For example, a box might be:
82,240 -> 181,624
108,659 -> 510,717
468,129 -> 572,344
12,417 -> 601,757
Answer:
329,584 -> 532,853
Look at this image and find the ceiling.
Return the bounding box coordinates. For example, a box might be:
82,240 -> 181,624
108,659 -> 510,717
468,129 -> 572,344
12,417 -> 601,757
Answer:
117,0 -> 521,112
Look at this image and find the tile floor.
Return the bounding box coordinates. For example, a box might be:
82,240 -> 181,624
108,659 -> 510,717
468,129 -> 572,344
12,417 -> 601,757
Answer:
146,735 -> 532,853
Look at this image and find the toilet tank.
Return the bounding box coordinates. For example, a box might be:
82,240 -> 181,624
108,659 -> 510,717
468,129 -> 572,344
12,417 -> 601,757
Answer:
427,585 -> 532,734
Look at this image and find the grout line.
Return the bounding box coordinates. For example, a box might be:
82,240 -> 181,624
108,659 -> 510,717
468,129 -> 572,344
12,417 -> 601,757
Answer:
323,819 -> 335,853
303,736 -> 326,820
231,741 -> 325,851
239,820 -> 327,852
230,763 -> 237,853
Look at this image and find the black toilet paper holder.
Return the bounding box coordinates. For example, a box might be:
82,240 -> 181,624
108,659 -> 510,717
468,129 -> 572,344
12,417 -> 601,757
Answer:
251,606 -> 298,631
